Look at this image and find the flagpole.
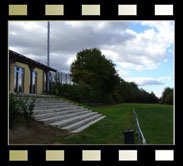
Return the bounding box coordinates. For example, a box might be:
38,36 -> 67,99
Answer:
47,21 -> 50,92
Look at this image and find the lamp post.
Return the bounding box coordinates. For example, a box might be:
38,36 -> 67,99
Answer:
47,21 -> 50,92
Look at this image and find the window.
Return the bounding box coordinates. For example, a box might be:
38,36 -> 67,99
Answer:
32,71 -> 37,94
14,66 -> 24,93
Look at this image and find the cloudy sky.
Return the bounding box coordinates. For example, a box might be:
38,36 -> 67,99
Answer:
9,21 -> 174,98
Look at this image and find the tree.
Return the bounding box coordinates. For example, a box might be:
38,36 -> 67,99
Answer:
161,87 -> 173,105
70,48 -> 120,93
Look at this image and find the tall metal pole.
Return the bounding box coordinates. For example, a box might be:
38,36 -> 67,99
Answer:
47,21 -> 50,92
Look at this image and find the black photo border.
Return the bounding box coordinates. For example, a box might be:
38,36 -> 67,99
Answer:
0,0 -> 181,166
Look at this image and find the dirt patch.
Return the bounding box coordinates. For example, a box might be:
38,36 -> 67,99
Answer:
9,116 -> 68,145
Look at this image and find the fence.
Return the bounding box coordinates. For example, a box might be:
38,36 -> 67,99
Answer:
49,71 -> 73,85
133,106 -> 146,144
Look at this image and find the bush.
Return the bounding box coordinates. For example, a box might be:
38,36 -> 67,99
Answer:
60,82 -> 95,104
113,92 -> 124,103
9,93 -> 21,129
50,80 -> 126,105
22,98 -> 35,126
102,94 -> 115,105
50,78 -> 62,95
50,80 -> 104,105
9,93 -> 35,129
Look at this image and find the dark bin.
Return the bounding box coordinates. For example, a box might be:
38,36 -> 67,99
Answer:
123,130 -> 135,144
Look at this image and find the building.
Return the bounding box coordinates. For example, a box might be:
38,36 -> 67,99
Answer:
9,50 -> 57,94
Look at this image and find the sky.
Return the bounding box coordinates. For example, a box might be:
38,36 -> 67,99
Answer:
9,21 -> 174,98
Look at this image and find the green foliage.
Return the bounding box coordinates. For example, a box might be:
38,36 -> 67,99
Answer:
23,98 -> 35,126
9,93 -> 35,128
50,76 -> 62,95
101,93 -> 115,105
113,92 -> 124,103
50,75 -> 159,105
50,81 -> 101,105
50,48 -> 159,105
161,87 -> 173,105
9,93 -> 21,129
61,82 -> 93,104
115,79 -> 159,103
71,48 -> 120,93
50,80 -> 123,105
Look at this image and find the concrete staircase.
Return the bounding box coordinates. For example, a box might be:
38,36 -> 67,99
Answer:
16,93 -> 106,133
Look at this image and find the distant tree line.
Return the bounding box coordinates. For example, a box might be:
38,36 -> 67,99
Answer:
50,48 -> 172,105
114,79 -> 159,103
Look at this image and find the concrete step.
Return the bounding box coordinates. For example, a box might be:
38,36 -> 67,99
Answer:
34,103 -> 77,110
35,100 -> 68,104
34,101 -> 72,106
33,107 -> 86,115
19,100 -> 67,106
21,97 -> 64,100
39,110 -> 92,124
19,96 -> 63,99
13,93 -> 106,133
34,100 -> 65,103
34,109 -> 89,120
34,98 -> 64,100
20,98 -> 66,102
62,114 -> 104,132
50,112 -> 98,128
71,116 -> 106,133
34,99 -> 66,102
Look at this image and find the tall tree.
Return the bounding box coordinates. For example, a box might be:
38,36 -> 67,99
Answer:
70,48 -> 120,93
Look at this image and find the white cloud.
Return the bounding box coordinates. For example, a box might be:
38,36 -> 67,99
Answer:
66,56 -> 76,66
116,68 -> 128,76
124,76 -> 173,86
153,90 -> 163,98
124,77 -> 164,86
10,31 -> 17,36
159,76 -> 172,81
101,49 -> 119,62
140,21 -> 174,43
112,21 -> 174,71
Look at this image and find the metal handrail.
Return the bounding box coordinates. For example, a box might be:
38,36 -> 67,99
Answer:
133,106 -> 146,144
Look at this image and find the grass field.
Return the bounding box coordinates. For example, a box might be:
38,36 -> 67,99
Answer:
51,103 -> 173,144
134,104 -> 173,144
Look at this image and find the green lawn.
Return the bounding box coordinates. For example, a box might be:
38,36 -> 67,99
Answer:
134,104 -> 173,144
51,103 -> 173,144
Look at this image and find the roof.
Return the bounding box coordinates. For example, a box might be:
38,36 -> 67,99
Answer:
9,50 -> 57,72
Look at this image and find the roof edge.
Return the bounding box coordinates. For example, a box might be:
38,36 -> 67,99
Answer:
9,50 -> 57,72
